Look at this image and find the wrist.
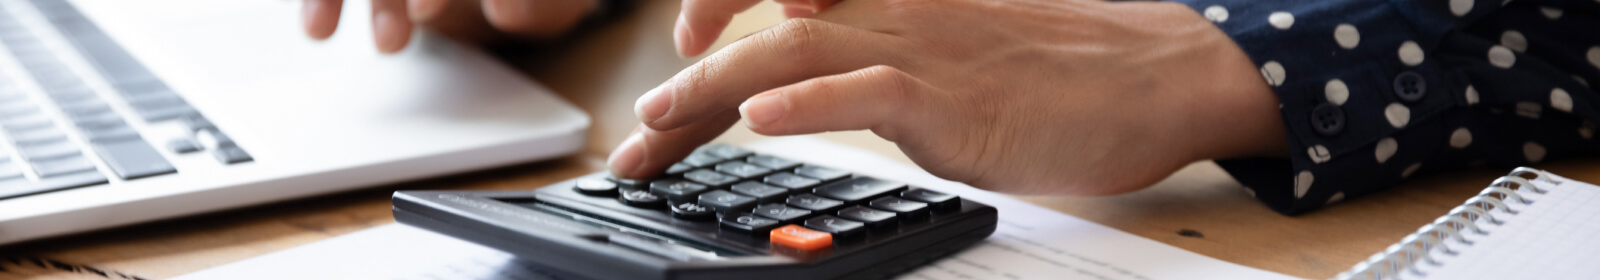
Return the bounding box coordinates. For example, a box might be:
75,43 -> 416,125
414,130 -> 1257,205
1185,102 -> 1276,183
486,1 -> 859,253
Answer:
1152,3 -> 1287,161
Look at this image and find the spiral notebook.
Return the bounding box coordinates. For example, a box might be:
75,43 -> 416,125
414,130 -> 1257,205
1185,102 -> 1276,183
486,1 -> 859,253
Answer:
1335,167 -> 1600,280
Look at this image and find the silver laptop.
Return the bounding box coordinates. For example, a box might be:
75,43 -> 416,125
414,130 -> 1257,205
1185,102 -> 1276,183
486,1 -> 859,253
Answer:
0,0 -> 590,244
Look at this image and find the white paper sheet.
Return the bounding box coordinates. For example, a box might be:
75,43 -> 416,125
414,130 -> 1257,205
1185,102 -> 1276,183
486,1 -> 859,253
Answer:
176,136 -> 1297,280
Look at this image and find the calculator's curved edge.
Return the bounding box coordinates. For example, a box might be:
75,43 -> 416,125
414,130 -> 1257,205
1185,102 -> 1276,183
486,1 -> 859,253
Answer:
393,190 -> 669,280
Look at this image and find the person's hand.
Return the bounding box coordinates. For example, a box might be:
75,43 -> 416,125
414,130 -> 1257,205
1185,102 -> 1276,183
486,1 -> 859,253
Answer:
301,0 -> 598,53
609,0 -> 1290,195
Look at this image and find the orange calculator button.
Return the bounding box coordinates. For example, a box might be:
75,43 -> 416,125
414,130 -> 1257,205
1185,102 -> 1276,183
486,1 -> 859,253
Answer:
770,225 -> 832,250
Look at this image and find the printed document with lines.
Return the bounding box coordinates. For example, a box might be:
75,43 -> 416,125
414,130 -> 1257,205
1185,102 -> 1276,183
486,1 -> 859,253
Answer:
177,136 -> 1295,280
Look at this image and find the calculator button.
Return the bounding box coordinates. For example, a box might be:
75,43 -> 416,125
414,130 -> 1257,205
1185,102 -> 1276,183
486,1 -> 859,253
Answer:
665,163 -> 693,175
574,178 -> 619,197
605,175 -> 644,189
649,179 -> 710,202
697,190 -> 758,213
671,202 -> 716,221
837,206 -> 899,228
714,161 -> 773,179
720,214 -> 781,235
814,177 -> 908,204
746,155 -> 800,170
619,189 -> 666,208
793,165 -> 850,182
698,143 -> 754,159
753,203 -> 813,223
869,197 -> 929,219
900,188 -> 960,211
730,181 -> 787,203
786,194 -> 845,213
683,169 -> 739,188
770,225 -> 832,250
764,172 -> 822,194
681,153 -> 724,168
805,215 -> 865,238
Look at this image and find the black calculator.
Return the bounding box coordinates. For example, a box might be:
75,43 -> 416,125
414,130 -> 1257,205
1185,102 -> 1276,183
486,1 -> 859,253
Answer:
393,144 -> 998,280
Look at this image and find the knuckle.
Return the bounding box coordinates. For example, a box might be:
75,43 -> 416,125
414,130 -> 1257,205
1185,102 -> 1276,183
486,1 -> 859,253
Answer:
862,65 -> 913,103
764,18 -> 830,58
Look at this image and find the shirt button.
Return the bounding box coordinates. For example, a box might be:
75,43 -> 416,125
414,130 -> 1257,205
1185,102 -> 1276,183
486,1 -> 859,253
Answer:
1393,71 -> 1427,103
1310,103 -> 1345,136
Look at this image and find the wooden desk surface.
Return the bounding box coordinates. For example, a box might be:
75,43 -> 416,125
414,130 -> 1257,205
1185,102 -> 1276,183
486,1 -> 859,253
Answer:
6,1 -> 1599,279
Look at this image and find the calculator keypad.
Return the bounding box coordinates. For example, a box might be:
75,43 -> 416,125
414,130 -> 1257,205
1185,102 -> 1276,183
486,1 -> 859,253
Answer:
574,144 -> 965,252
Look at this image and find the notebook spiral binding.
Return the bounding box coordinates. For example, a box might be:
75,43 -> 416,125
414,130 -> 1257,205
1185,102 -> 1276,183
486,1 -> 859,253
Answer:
1332,167 -> 1558,280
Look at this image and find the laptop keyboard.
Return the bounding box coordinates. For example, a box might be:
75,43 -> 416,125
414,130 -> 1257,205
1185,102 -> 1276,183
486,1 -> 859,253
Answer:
0,0 -> 251,199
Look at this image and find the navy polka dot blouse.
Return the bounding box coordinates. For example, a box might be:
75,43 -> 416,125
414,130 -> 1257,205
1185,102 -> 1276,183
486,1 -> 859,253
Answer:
1172,0 -> 1600,215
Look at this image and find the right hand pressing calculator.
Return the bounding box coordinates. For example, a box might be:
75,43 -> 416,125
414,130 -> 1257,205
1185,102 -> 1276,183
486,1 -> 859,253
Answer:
393,144 -> 998,280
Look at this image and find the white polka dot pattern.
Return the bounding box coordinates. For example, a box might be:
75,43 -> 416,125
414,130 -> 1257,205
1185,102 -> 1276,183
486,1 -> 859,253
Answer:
1375,137 -> 1398,164
1488,46 -> 1516,68
1309,145 -> 1332,164
1582,121 -> 1596,140
1501,30 -> 1527,52
1399,41 -> 1425,66
1385,103 -> 1411,128
1588,47 -> 1600,70
1551,88 -> 1572,113
1262,61 -> 1286,87
1325,79 -> 1349,105
1450,127 -> 1473,148
1295,171 -> 1313,199
1269,12 -> 1295,30
1577,75 -> 1591,88
1524,142 -> 1546,163
1334,24 -> 1360,49
1540,6 -> 1563,20
1327,192 -> 1345,205
1204,6 -> 1229,23
1465,85 -> 1480,105
1450,0 -> 1474,16
1402,163 -> 1422,178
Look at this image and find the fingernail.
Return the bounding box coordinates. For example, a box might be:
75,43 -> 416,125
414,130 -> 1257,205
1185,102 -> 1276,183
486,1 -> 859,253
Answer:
740,93 -> 787,128
608,132 -> 646,178
373,11 -> 399,53
635,84 -> 672,125
409,0 -> 446,20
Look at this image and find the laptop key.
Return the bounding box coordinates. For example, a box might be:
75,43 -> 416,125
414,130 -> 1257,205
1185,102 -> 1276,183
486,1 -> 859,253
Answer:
0,170 -> 106,200
31,155 -> 96,177
0,161 -> 22,181
166,138 -> 201,154
81,125 -> 140,143
91,139 -> 175,179
213,145 -> 253,164
18,140 -> 80,160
